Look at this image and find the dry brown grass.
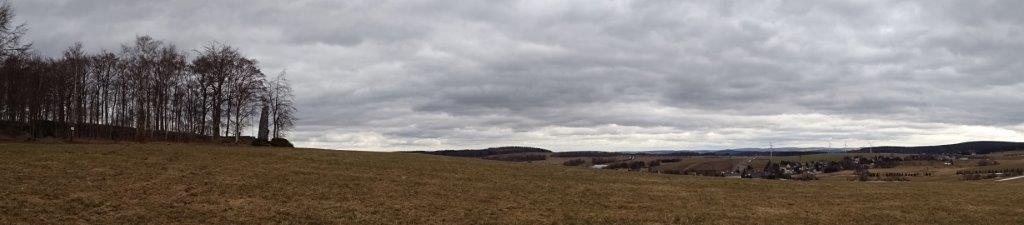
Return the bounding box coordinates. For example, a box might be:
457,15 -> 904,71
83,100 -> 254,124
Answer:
1,143 -> 1023,225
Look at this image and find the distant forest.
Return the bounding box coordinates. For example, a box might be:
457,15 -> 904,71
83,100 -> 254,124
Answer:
0,2 -> 295,142
851,141 -> 1024,155
405,146 -> 553,157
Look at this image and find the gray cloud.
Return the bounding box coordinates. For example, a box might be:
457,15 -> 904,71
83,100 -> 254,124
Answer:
13,0 -> 1024,151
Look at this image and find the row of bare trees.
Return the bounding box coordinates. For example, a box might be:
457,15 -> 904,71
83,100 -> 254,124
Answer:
0,2 -> 295,142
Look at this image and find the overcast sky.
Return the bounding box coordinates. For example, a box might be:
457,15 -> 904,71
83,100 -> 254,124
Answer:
13,0 -> 1024,151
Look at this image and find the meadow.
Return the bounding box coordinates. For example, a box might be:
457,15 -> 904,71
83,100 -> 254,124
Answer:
1,143 -> 1022,224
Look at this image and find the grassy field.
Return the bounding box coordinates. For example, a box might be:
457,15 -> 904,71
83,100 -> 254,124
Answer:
1,143 -> 1023,225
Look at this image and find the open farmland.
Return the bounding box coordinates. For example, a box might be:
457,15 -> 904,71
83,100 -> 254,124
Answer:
1,143 -> 1023,225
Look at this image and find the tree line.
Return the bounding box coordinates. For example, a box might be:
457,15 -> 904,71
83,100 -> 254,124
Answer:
0,2 -> 295,143
409,146 -> 552,157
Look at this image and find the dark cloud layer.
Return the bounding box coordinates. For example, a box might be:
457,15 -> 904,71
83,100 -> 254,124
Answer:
14,0 -> 1024,151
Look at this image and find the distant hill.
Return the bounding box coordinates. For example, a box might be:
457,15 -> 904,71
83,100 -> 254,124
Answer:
849,141 -> 1024,154
695,150 -> 826,157
717,147 -> 851,153
636,147 -> 848,157
549,149 -> 835,157
550,151 -> 629,157
407,146 -> 552,157
407,141 -> 1024,158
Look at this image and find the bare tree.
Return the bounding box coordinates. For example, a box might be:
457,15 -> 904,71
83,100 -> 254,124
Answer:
0,1 -> 30,60
227,58 -> 264,143
91,51 -> 118,136
59,43 -> 89,139
191,43 -> 241,141
267,71 -> 296,139
153,44 -> 186,139
121,36 -> 162,141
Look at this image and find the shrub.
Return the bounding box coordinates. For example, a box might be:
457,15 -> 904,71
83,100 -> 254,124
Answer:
0,121 -> 29,137
605,162 -> 629,170
648,160 -> 661,167
962,174 -> 982,180
562,159 -> 587,166
604,161 -> 648,171
483,154 -> 547,162
628,161 -> 645,171
854,166 -> 870,181
591,157 -> 620,165
252,139 -> 270,146
977,160 -> 999,166
791,174 -> 818,181
270,138 -> 294,147
657,158 -> 682,163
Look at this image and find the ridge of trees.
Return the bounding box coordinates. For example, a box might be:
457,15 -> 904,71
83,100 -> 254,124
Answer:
851,141 -> 1024,155
0,1 -> 295,143
407,146 -> 552,158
